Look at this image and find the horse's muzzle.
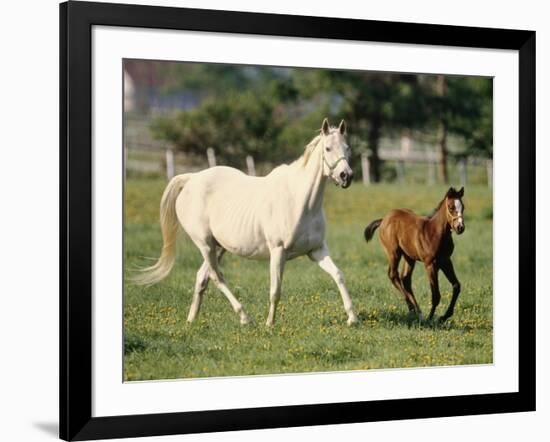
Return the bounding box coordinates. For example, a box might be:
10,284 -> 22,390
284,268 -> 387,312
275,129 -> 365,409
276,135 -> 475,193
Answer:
340,171 -> 353,188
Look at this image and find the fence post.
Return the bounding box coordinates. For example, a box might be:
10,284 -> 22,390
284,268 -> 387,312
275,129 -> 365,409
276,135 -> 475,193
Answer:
400,132 -> 412,154
246,155 -> 256,176
395,160 -> 405,183
165,147 -> 175,180
458,158 -> 467,186
124,145 -> 128,180
486,159 -> 493,188
361,153 -> 371,186
206,147 -> 216,168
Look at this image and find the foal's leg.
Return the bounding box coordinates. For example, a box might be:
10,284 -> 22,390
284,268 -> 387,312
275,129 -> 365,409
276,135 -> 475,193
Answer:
386,251 -> 418,315
401,256 -> 422,318
425,263 -> 441,321
266,246 -> 285,327
199,243 -> 251,325
439,259 -> 461,322
187,249 -> 225,323
309,244 -> 358,325
387,254 -> 403,300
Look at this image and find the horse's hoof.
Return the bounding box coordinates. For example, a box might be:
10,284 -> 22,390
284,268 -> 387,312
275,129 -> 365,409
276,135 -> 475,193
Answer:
347,315 -> 359,326
240,315 -> 253,325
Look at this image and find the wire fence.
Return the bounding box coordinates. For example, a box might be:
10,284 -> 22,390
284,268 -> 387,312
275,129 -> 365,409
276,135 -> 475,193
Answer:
124,114 -> 492,187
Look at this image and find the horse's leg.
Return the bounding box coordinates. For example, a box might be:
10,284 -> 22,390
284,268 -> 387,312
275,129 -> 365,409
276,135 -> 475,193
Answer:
425,263 -> 441,321
187,260 -> 209,323
439,258 -> 461,322
199,243 -> 251,325
386,251 -> 413,313
401,256 -> 422,318
187,248 -> 225,323
266,246 -> 285,327
309,244 -> 358,325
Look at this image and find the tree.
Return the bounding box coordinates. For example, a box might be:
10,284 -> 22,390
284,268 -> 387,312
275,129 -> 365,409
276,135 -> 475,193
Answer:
435,75 -> 449,183
292,70 -> 430,181
147,61 -> 493,179
428,75 -> 493,183
150,90 -> 287,166
446,77 -> 493,158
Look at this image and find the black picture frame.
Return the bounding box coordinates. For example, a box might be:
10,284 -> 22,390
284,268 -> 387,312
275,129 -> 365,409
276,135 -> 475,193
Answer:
60,1 -> 536,440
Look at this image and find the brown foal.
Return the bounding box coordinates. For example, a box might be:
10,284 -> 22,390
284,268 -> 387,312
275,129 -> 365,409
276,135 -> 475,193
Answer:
364,187 -> 465,322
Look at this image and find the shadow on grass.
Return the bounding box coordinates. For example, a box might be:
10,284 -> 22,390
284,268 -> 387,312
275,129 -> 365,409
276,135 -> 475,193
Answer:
124,333 -> 147,354
378,310 -> 423,328
358,309 -> 471,331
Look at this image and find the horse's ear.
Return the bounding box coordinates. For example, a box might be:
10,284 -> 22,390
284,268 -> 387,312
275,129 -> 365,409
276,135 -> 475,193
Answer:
458,186 -> 464,197
321,118 -> 330,136
446,187 -> 454,197
338,120 -> 347,135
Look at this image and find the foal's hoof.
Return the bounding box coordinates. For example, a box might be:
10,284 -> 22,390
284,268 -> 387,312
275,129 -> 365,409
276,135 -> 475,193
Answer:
406,310 -> 418,320
347,315 -> 359,326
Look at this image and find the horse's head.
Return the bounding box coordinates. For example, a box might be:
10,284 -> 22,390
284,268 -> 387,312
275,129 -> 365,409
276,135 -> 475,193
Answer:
320,118 -> 353,188
444,187 -> 465,234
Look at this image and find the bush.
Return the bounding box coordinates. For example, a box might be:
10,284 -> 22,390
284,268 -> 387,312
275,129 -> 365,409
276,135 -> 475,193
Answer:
151,91 -> 288,167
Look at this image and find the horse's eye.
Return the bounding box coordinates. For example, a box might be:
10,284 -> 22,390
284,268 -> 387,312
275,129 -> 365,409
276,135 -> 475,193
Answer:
325,146 -> 331,152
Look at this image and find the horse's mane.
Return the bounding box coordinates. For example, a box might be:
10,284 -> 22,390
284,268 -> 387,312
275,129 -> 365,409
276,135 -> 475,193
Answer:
292,127 -> 341,168
428,199 -> 445,218
297,133 -> 323,167
267,127 -> 340,175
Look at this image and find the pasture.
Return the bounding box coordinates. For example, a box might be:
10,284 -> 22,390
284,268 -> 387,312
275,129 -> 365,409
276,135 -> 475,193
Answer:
124,177 -> 493,381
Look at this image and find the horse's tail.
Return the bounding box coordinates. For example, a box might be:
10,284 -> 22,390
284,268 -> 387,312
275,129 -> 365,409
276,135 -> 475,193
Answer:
133,174 -> 191,286
364,219 -> 382,243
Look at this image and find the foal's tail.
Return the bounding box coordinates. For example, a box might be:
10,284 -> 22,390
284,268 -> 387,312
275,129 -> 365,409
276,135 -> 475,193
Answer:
364,219 -> 382,243
133,174 -> 191,286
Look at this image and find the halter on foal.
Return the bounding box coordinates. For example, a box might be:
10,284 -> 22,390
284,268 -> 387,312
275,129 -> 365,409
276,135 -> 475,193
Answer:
364,187 -> 465,322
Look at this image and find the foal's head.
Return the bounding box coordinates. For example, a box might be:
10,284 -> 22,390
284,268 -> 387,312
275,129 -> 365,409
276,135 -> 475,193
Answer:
443,187 -> 465,234
319,118 -> 353,188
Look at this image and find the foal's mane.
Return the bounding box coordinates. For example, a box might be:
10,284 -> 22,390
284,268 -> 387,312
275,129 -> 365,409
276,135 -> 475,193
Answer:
428,199 -> 445,218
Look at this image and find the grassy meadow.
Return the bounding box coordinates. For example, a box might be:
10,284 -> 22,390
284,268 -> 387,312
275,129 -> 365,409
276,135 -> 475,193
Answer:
124,177 -> 493,381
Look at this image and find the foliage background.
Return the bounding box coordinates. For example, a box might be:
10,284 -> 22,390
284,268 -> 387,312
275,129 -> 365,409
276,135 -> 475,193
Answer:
125,60 -> 493,181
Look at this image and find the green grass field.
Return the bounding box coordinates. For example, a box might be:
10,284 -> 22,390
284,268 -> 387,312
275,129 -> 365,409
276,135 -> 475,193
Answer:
124,177 -> 493,381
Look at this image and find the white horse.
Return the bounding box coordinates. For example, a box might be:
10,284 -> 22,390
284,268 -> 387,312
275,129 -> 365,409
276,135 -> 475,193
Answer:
136,118 -> 359,326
